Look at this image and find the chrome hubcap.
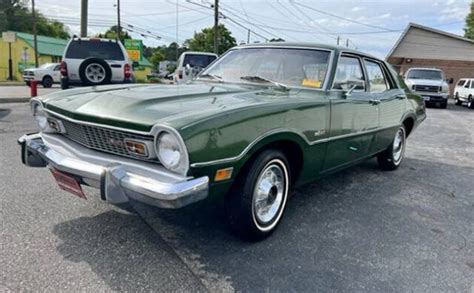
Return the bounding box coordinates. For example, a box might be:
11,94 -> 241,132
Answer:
393,128 -> 405,164
253,162 -> 286,225
85,63 -> 106,83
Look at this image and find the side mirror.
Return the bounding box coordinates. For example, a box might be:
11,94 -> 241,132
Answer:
448,78 -> 454,84
344,84 -> 358,98
132,61 -> 139,69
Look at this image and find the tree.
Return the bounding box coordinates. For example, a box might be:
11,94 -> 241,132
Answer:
465,1 -> 474,40
96,26 -> 131,43
184,24 -> 236,55
150,49 -> 165,68
0,0 -> 69,39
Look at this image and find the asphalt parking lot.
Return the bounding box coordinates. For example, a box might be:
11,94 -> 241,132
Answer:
1,102 -> 473,292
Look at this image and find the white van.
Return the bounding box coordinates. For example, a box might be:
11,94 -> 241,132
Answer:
60,37 -> 133,89
174,51 -> 218,83
454,78 -> 474,109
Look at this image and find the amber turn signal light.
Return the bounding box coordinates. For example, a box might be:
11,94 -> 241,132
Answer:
125,140 -> 148,156
214,167 -> 233,182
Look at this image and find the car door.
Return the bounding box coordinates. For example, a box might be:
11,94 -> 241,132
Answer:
322,54 -> 379,172
463,80 -> 472,98
362,59 -> 406,153
52,65 -> 61,82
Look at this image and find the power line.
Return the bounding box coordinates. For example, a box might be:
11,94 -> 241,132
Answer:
291,0 -> 394,32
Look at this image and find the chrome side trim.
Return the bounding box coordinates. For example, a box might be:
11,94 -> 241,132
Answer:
43,108 -> 152,136
190,125 -> 399,168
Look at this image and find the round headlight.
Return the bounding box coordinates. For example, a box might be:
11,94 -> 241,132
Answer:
32,102 -> 48,130
156,131 -> 187,174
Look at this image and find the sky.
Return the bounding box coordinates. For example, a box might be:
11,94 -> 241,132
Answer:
35,0 -> 471,59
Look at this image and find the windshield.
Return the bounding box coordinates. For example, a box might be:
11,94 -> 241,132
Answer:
39,63 -> 55,69
65,40 -> 125,60
200,48 -> 331,89
183,54 -> 217,69
407,69 -> 442,80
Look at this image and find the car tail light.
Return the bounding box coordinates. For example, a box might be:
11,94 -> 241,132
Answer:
124,63 -> 131,79
178,70 -> 183,79
60,61 -> 67,77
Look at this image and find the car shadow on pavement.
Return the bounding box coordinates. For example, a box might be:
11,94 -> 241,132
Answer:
52,209 -> 206,292
131,157 -> 474,292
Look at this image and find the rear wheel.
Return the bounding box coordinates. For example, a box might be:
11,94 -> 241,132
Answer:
226,149 -> 291,240
468,96 -> 474,109
377,126 -> 406,171
60,78 -> 69,90
42,76 -> 53,88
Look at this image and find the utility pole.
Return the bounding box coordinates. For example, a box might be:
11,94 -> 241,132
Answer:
80,0 -> 88,37
213,0 -> 219,54
247,29 -> 250,44
32,0 -> 39,68
336,36 -> 340,46
116,0 -> 121,43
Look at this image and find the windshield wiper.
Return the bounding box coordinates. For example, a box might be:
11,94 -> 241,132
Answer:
240,75 -> 289,91
197,73 -> 223,82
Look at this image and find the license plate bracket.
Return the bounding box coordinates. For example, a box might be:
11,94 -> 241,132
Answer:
422,96 -> 431,101
50,168 -> 86,199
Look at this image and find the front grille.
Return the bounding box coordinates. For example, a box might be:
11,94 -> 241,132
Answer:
58,118 -> 156,161
23,71 -> 34,76
414,85 -> 440,92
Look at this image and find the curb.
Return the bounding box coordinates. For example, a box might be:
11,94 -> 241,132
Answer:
0,97 -> 31,104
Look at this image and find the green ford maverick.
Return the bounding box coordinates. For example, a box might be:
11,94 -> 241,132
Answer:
19,43 -> 426,239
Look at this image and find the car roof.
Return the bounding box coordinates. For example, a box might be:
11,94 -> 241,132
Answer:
70,37 -> 120,43
234,42 -> 381,60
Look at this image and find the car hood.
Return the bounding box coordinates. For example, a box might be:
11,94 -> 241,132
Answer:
42,83 -> 290,132
405,78 -> 446,87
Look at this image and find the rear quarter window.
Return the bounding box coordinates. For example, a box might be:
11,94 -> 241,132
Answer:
65,40 -> 125,60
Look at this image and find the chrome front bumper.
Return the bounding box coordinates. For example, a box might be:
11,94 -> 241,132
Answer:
18,133 -> 209,209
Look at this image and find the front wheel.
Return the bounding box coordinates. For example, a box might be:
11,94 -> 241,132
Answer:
377,126 -> 406,171
226,149 -> 291,240
454,93 -> 462,105
42,76 -> 53,88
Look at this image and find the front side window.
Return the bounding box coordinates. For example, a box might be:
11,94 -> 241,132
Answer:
200,48 -> 331,89
65,40 -> 125,60
471,80 -> 474,88
332,56 -> 365,90
364,60 -> 388,92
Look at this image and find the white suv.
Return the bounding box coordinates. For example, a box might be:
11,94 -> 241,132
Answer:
404,68 -> 451,109
23,63 -> 60,88
174,51 -> 217,83
454,78 -> 474,109
60,38 -> 133,89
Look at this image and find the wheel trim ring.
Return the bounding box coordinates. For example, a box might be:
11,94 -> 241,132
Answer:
251,158 -> 289,232
392,127 -> 406,165
85,63 -> 106,83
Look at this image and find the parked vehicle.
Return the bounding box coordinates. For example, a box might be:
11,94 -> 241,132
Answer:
23,63 -> 60,88
454,78 -> 474,109
404,67 -> 451,108
60,37 -> 133,89
18,43 -> 426,240
174,51 -> 217,83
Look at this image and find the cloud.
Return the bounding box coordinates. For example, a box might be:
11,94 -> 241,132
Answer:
351,6 -> 363,12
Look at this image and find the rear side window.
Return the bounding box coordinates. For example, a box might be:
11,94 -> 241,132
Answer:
364,60 -> 389,93
65,40 -> 125,60
183,54 -> 217,69
332,56 -> 365,90
457,80 -> 466,86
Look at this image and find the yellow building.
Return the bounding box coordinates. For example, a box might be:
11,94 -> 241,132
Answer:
1,31 -> 153,82
0,32 -> 67,81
